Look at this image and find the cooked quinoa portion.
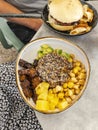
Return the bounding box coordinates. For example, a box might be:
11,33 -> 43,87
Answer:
36,52 -> 73,88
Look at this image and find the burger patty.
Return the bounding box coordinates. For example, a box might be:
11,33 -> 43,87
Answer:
50,15 -> 79,26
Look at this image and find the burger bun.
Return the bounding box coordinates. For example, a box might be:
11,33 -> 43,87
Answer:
48,15 -> 74,31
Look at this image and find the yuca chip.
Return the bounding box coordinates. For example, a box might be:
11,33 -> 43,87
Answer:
69,4 -> 93,35
83,4 -> 93,13
81,4 -> 94,22
75,23 -> 89,28
70,26 -> 91,35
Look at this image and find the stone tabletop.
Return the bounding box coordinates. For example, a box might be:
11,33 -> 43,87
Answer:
33,1 -> 98,130
0,43 -> 17,64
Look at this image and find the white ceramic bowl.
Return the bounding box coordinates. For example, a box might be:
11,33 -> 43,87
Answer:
16,37 -> 90,114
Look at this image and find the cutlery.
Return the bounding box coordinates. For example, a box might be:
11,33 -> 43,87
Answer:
0,13 -> 41,18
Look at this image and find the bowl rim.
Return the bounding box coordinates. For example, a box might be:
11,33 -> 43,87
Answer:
16,36 -> 90,114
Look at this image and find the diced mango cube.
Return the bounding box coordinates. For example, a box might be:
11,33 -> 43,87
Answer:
57,100 -> 69,110
39,82 -> 50,89
36,100 -> 49,111
48,94 -> 59,106
35,82 -> 49,95
47,94 -> 54,102
49,102 -> 56,110
38,92 -> 48,100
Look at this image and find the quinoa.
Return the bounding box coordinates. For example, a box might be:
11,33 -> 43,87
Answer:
36,52 -> 73,88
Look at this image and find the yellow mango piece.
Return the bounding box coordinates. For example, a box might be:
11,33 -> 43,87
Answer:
48,94 -> 59,106
39,82 -> 50,89
38,92 -> 48,100
35,82 -> 49,95
57,100 -> 69,110
49,102 -> 56,110
52,95 -> 59,106
47,93 -> 54,102
36,100 -> 49,111
48,89 -> 53,94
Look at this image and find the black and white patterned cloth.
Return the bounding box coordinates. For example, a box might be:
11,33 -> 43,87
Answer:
0,61 -> 43,130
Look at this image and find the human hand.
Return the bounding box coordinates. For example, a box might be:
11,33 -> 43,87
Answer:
27,18 -> 43,31
33,18 -> 43,31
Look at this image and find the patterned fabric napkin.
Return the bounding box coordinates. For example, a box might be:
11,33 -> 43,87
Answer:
0,61 -> 43,130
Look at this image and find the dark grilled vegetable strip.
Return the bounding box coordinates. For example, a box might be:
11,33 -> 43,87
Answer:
19,59 -> 33,69
18,68 -> 37,78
